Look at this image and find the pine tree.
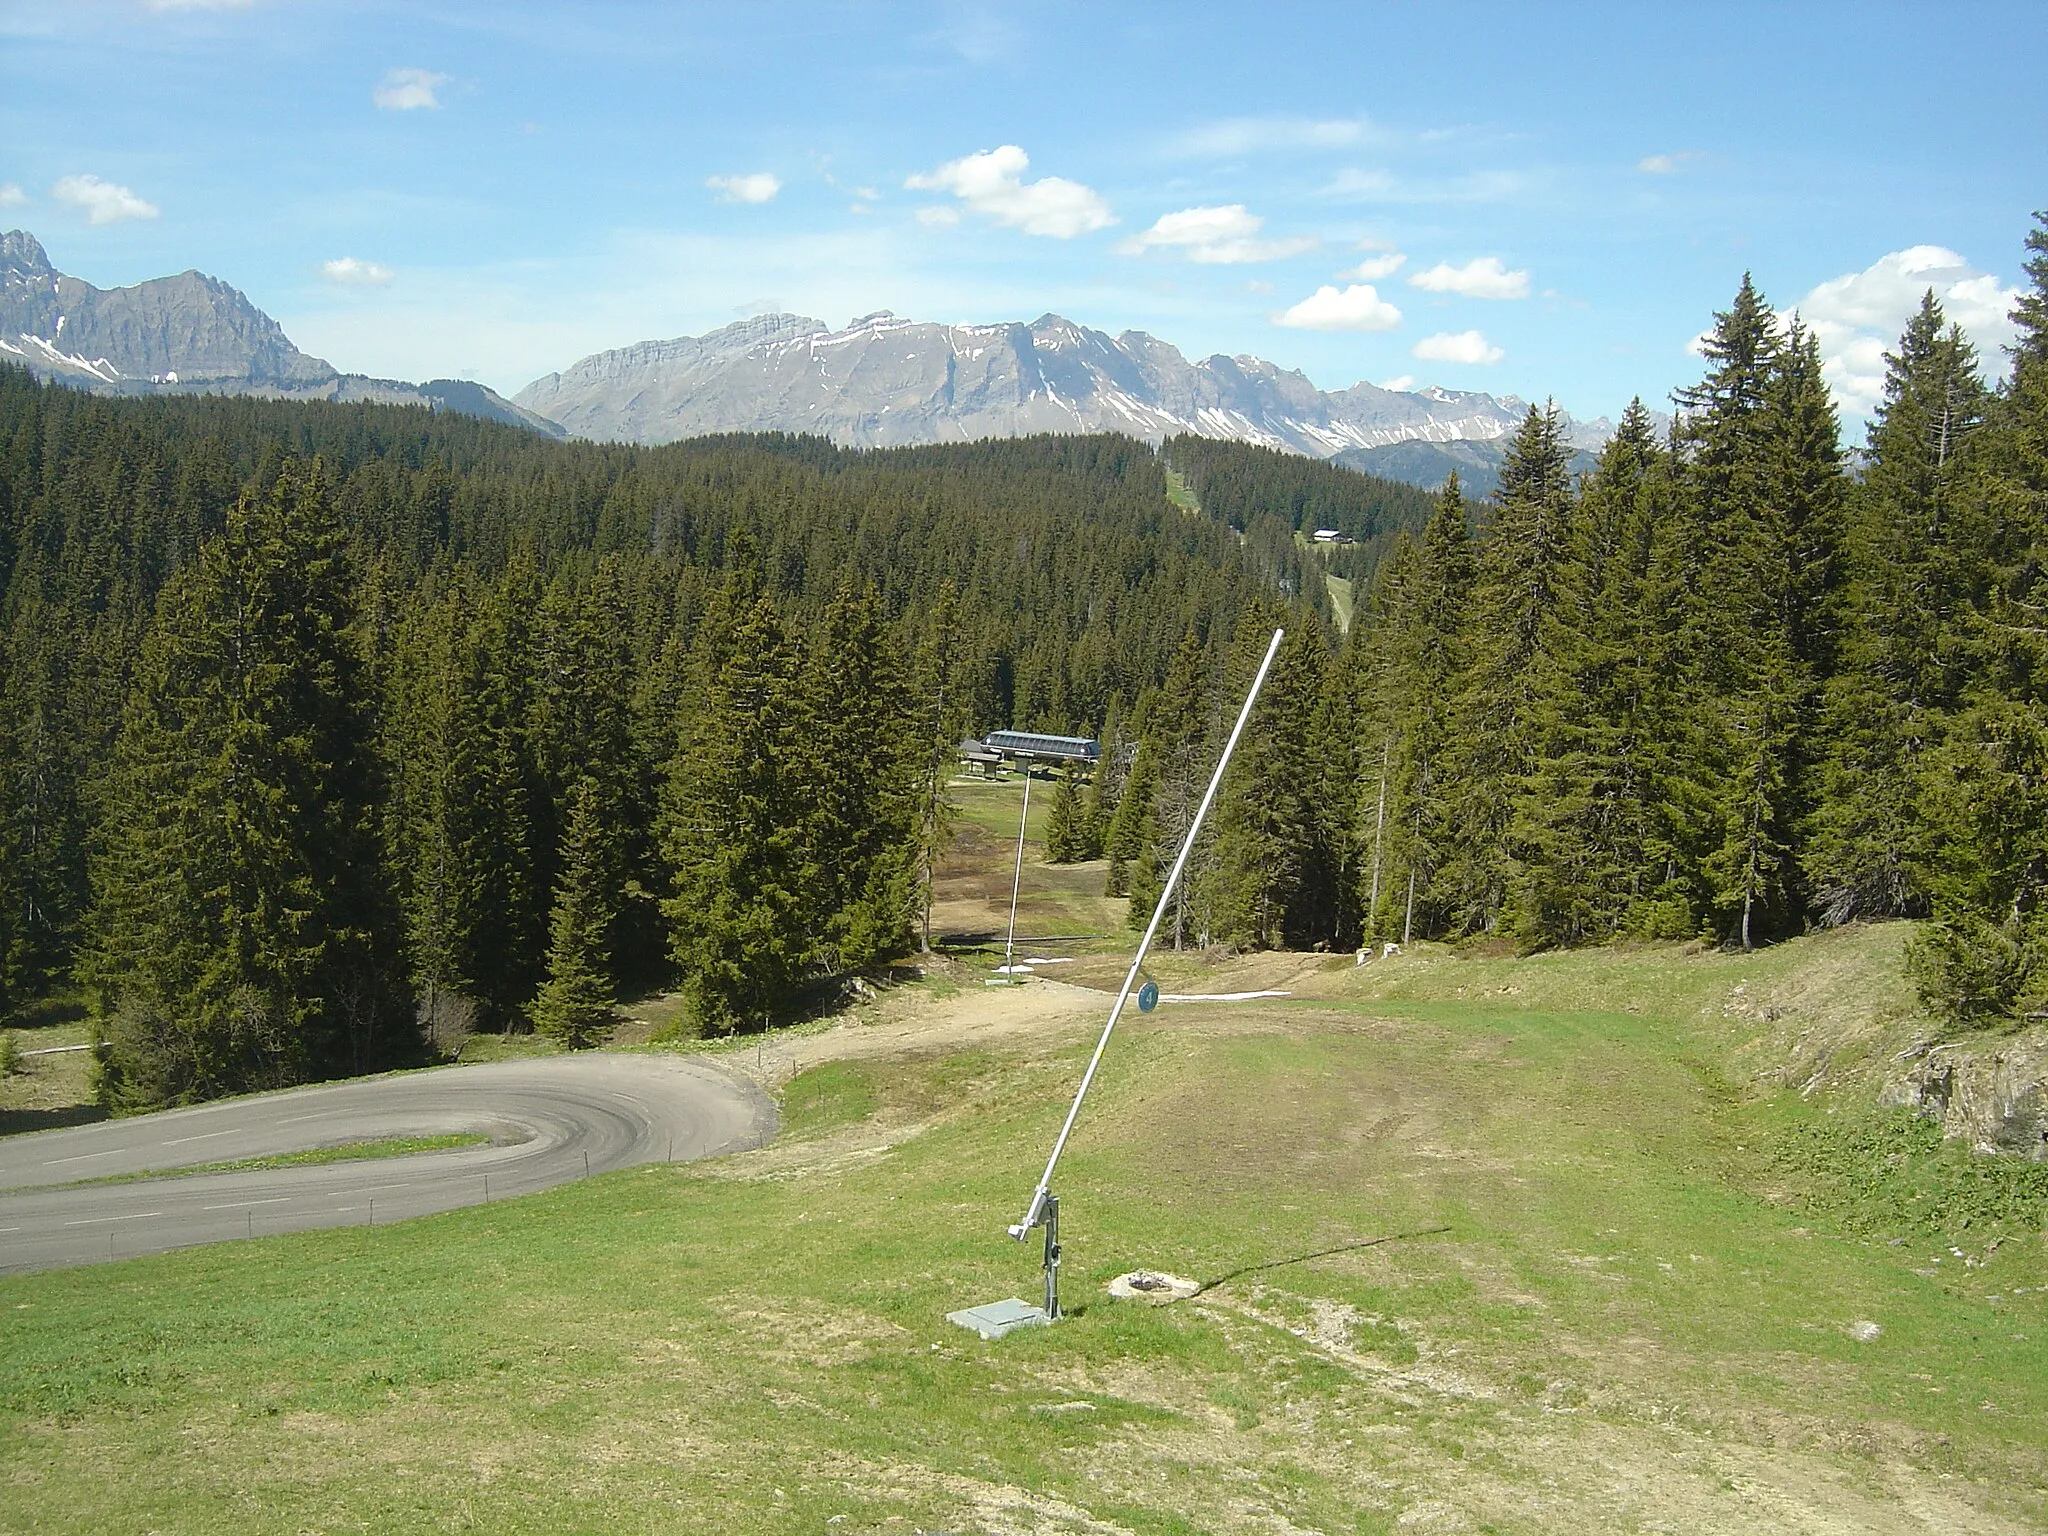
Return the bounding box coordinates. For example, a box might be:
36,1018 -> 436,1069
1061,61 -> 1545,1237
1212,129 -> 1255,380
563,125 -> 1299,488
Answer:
1369,475 -> 1475,940
85,459 -> 408,1104
1346,529 -> 1416,940
1078,693 -> 1124,860
1675,277 -> 1844,947
1125,629 -> 1215,940
531,563 -> 654,985
662,567 -> 811,1034
384,575 -> 544,1033
0,599 -> 92,1001
1441,406 -> 1577,935
1043,767 -> 1085,863
1908,212 -> 2048,1022
1507,402 -> 1677,943
910,581 -> 967,951
1103,692 -> 1157,900
1205,615 -> 1337,950
800,576 -> 917,974
1806,294 -> 1988,923
530,777 -> 619,1047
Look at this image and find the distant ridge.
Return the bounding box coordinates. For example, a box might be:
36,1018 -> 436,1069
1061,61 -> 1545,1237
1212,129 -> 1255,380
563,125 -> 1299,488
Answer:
515,309 -> 1618,459
0,227 -> 1631,466
1336,437 -> 1602,500
0,230 -> 564,438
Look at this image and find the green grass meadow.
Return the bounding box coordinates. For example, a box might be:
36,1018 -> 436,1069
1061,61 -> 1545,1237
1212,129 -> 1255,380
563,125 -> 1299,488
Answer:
3,925 -> 2045,1533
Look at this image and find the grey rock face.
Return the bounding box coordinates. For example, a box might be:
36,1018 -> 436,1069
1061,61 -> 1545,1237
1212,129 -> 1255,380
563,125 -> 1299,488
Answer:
2,229 -> 334,388
515,309 -> 1618,457
1883,1038 -> 2048,1161
0,230 -> 562,438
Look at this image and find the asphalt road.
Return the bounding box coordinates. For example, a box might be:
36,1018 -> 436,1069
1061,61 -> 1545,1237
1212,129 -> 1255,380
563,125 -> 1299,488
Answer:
0,1054 -> 776,1275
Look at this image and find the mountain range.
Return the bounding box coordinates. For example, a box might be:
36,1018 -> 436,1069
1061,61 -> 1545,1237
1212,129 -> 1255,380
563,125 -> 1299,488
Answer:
3,229 -> 1627,486
514,309 -> 1618,463
0,230 -> 564,437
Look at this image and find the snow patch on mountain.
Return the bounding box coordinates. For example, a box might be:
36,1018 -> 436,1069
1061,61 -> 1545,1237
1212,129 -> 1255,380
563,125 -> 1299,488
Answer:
515,310 -> 1618,457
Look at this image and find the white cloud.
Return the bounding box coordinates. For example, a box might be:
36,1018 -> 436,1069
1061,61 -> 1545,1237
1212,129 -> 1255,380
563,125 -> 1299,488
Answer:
1637,151 -> 1702,174
915,205 -> 960,228
0,183 -> 25,209
1342,252 -> 1405,281
905,145 -> 1114,239
1413,330 -> 1503,365
1408,256 -> 1529,300
707,172 -> 782,205
374,68 -> 447,111
1787,244 -> 2023,414
51,174 -> 158,225
1116,204 -> 1316,264
1173,116 -> 1377,156
321,257 -> 395,286
1376,375 -> 1417,392
1272,283 -> 1402,333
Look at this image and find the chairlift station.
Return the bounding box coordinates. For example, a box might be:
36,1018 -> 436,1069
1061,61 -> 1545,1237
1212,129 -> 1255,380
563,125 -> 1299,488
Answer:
981,730 -> 1100,765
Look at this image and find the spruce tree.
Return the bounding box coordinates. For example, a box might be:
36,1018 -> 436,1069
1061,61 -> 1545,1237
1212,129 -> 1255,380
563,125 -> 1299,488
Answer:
800,576 -> 917,974
1908,212 -> 2048,1022
1206,615 -> 1338,950
1806,294 -> 1988,923
1043,767 -> 1084,863
1125,629 -> 1215,940
1103,692 -> 1158,900
384,576 -> 543,1032
530,777 -> 618,1048
85,459 -> 408,1104
1078,693 -> 1123,860
662,566 -> 811,1034
1347,528 -> 1417,939
1507,402 -> 1677,943
383,578 -> 477,1043
532,563 -> 654,984
0,599 -> 91,1000
1674,277 -> 1844,947
1370,475 -> 1474,940
1441,406 -> 1577,935
911,580 -> 966,952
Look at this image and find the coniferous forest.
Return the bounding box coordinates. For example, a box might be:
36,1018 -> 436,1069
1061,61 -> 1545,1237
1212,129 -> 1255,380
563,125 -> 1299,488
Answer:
3,213 -> 2045,1106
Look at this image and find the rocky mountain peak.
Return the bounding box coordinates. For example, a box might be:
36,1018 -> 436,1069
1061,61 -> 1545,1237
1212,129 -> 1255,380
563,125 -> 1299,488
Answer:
1,230 -> 54,279
0,231 -> 562,437
512,305 -> 1616,458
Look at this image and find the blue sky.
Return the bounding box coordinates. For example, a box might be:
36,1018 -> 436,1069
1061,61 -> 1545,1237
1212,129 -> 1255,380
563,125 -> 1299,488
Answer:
2,0 -> 2042,422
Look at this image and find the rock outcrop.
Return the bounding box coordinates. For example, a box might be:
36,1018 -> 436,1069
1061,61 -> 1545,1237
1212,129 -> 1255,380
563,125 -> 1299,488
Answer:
1883,1036 -> 2048,1161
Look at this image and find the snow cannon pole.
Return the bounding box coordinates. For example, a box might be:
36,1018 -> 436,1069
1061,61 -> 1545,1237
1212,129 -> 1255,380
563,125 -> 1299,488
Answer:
1009,626 -> 1285,1242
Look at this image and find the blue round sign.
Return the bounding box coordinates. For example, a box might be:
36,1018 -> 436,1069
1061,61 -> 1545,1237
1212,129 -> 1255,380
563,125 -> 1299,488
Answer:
1137,980 -> 1160,1013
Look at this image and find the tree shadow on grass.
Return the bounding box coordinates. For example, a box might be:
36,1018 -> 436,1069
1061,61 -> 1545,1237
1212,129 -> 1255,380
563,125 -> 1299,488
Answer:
0,1103 -> 110,1137
1194,1225 -> 1453,1296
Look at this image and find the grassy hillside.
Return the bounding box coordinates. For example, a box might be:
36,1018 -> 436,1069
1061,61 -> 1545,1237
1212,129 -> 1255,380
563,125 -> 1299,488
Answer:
3,924 -> 2045,1534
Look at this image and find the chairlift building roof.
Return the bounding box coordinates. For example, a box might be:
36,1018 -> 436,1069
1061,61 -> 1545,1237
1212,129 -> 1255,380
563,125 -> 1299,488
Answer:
983,730 -> 1101,762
